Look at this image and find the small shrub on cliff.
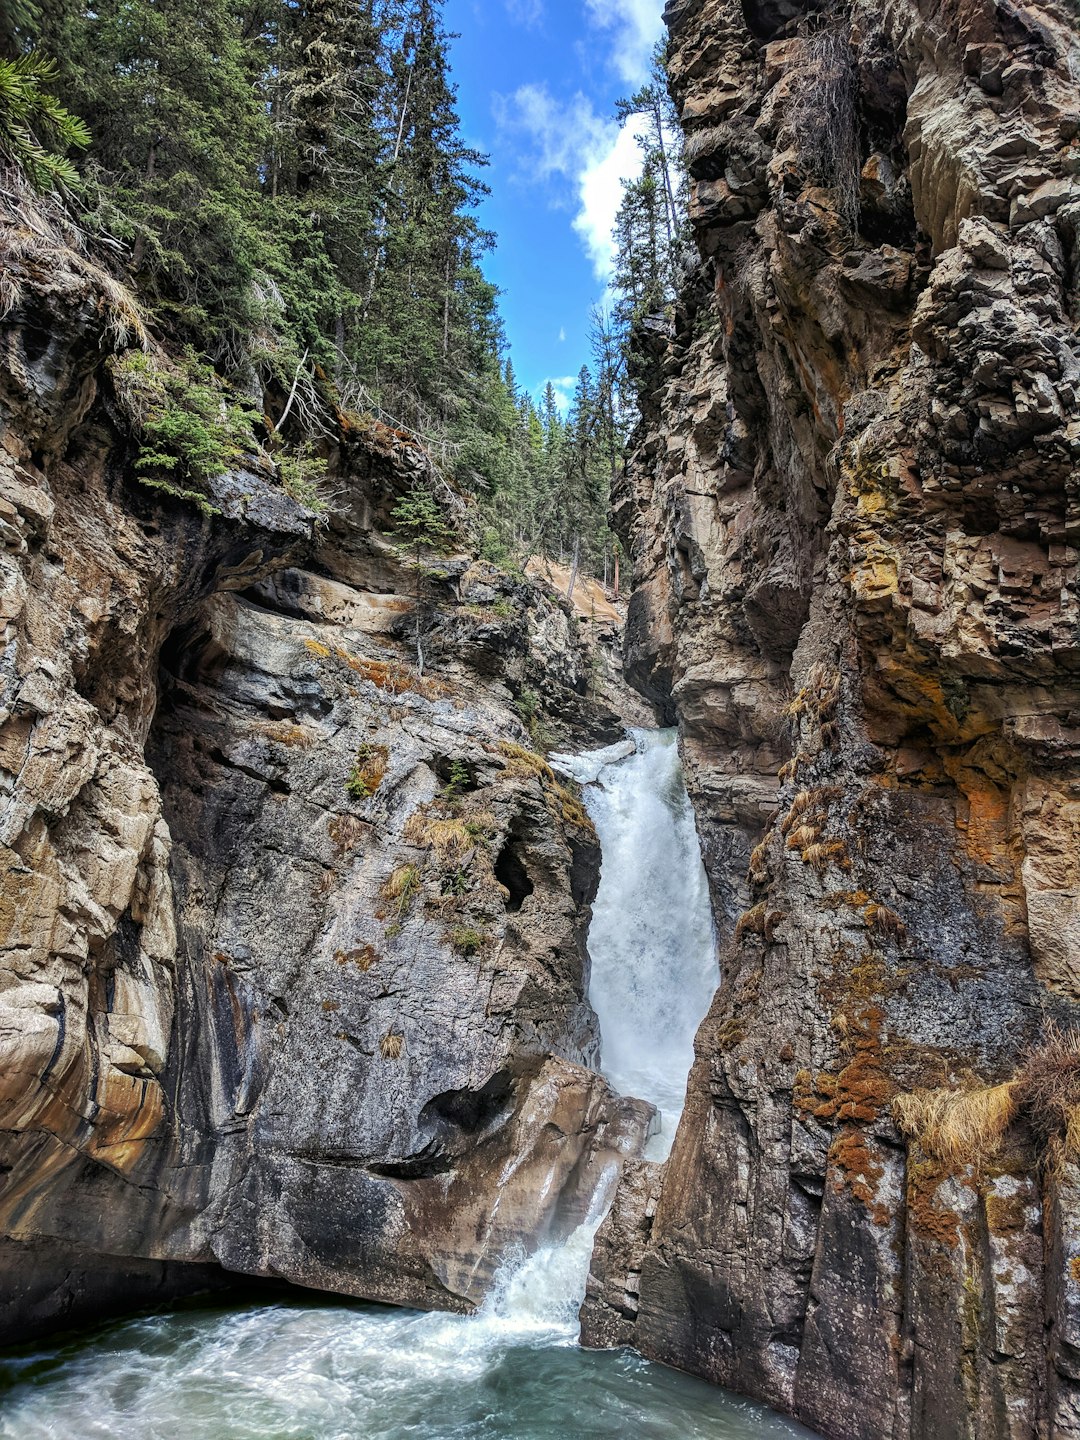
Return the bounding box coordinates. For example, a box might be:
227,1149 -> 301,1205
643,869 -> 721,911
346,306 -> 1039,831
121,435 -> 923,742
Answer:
441,759 -> 470,806
346,743 -> 388,801
391,486 -> 456,676
448,925 -> 487,956
787,16 -> 860,231
110,349 -> 257,511
276,445 -> 326,512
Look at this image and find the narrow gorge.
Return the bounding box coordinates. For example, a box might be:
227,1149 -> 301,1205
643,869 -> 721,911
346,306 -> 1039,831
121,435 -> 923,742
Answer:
1,0 -> 1079,1435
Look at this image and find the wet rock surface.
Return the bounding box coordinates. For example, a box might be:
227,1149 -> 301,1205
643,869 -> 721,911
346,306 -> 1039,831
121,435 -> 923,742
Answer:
0,195 -> 651,1339
587,0 -> 1080,1436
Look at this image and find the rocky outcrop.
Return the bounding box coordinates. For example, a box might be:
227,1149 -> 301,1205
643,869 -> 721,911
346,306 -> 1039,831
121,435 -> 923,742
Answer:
0,189 -> 651,1341
588,0 -> 1080,1437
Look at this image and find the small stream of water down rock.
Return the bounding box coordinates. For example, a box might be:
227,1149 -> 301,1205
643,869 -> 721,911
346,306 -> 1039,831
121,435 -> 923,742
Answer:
0,731 -> 815,1439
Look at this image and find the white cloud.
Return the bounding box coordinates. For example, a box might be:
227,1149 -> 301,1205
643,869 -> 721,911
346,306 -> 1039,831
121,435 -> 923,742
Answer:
584,0 -> 665,85
538,376 -> 579,412
505,0 -> 544,28
558,326 -> 566,341
494,84 -> 648,282
573,117 -> 647,280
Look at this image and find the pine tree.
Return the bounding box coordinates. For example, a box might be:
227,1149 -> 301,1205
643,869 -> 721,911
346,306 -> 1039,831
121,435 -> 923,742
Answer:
391,484 -> 455,673
0,50 -> 89,191
615,42 -> 686,255
40,0 -> 270,353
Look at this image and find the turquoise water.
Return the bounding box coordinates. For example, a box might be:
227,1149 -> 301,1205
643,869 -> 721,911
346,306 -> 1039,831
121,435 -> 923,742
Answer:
0,1293 -> 816,1439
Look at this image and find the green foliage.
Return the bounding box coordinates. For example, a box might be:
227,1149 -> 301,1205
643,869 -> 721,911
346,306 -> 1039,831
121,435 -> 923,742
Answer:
515,688 -> 539,725
276,446 -> 327,512
392,486 -> 455,558
347,742 -> 388,799
0,52 -> 89,190
391,483 -> 457,671
111,350 -> 256,507
6,0 -> 676,589
448,925 -> 486,956
345,770 -> 371,800
441,759 -> 470,805
611,43 -> 689,386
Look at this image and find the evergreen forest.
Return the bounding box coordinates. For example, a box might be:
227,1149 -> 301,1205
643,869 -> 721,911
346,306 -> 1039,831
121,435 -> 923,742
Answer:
0,0 -> 685,581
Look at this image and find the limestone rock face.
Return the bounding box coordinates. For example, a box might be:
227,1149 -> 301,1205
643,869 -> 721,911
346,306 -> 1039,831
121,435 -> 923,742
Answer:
588,0 -> 1080,1435
0,194 -> 651,1340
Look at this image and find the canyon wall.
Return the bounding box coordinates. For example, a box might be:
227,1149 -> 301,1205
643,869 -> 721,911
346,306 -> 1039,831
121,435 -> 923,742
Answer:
0,192 -> 651,1341
584,0 -> 1080,1437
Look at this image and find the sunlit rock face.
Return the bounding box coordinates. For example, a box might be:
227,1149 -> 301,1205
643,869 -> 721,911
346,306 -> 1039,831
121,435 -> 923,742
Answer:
0,188 -> 652,1342
590,0 -> 1080,1435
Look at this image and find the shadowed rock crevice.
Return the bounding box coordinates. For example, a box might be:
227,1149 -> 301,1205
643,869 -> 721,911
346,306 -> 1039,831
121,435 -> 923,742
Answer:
495,836 -> 535,913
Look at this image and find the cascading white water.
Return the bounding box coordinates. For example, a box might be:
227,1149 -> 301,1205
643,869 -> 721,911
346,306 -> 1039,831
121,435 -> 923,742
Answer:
0,729 -> 816,1439
552,727 -> 718,1156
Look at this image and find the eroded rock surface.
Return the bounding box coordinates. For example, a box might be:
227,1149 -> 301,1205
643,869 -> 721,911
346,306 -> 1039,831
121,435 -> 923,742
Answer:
0,196 -> 651,1340
587,1 -> 1080,1436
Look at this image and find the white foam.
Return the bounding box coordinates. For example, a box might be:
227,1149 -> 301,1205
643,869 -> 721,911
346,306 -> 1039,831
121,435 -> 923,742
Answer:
554,728 -> 718,1156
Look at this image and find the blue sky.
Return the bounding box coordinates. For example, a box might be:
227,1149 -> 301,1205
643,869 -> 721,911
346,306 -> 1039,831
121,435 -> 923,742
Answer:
442,0 -> 665,408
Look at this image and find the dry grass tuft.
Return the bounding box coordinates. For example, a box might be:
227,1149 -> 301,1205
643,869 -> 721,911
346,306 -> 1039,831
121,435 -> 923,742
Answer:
781,791 -> 814,834
553,779 -> 592,832
404,812 -> 472,861
498,740 -> 554,783
1015,1022 -> 1080,1166
0,184 -> 149,348
736,902 -> 767,940
786,823 -> 820,851
327,812 -> 367,856
865,902 -> 906,942
803,839 -> 851,874
893,1083 -> 1019,1168
382,863 -> 422,915
778,752 -> 810,781
380,1032 -> 404,1060
335,650 -> 451,700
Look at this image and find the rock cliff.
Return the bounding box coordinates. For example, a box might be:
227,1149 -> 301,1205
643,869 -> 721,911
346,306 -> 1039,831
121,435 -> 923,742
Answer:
584,1 -> 1080,1437
0,187 -> 651,1340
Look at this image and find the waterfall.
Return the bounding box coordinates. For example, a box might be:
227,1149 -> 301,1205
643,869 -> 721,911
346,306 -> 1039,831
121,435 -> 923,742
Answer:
552,727 -> 718,1156
0,729 -> 816,1438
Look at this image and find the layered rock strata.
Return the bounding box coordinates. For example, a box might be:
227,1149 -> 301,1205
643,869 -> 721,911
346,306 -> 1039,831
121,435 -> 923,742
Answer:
0,195 -> 650,1341
586,1 -> 1080,1437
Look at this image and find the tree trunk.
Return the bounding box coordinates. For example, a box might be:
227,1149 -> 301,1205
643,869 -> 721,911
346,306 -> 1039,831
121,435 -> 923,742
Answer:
566,535 -> 580,604
654,98 -> 678,250
130,137 -> 157,270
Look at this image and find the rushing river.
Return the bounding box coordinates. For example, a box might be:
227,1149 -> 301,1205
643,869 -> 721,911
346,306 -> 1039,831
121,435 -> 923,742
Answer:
0,730 -> 815,1440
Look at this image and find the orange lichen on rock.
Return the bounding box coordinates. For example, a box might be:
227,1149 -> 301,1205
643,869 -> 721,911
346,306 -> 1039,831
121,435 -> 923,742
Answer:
829,1129 -> 890,1223
807,1007 -> 895,1125
906,1158 -> 962,1248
